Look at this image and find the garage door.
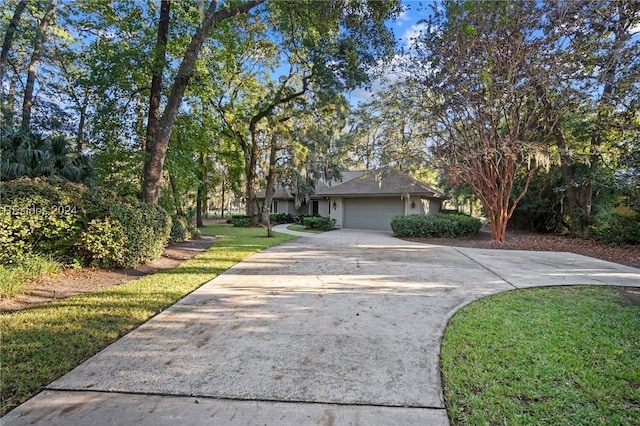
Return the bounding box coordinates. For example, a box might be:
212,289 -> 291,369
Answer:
343,198 -> 404,231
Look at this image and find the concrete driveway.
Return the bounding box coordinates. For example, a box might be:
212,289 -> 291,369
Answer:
4,228 -> 639,425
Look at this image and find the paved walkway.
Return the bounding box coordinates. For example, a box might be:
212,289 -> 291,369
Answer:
4,228 -> 639,425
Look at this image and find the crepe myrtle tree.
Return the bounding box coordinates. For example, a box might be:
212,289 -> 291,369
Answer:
406,0 -> 557,243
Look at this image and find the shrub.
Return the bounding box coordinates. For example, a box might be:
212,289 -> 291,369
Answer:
302,216 -> 335,231
80,218 -> 126,267
169,216 -> 201,243
590,212 -> 640,246
0,177 -> 171,268
169,216 -> 189,243
230,215 -> 253,227
391,213 -> 482,238
295,214 -> 316,225
270,212 -> 294,225
0,177 -> 84,264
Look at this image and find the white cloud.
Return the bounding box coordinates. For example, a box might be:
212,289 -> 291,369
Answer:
399,21 -> 429,49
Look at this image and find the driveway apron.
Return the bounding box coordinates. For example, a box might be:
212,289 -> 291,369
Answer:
4,228 -> 639,425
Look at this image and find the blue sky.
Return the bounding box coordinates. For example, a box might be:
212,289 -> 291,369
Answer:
346,0 -> 431,107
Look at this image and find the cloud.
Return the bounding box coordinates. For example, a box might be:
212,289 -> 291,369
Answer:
399,21 -> 429,49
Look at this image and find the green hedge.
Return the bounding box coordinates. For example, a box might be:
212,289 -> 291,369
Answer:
230,215 -> 253,227
302,216 -> 335,231
0,177 -> 171,267
391,213 -> 482,238
270,212 -> 294,224
590,212 -> 640,246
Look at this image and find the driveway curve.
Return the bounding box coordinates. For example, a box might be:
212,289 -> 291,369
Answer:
4,228 -> 640,425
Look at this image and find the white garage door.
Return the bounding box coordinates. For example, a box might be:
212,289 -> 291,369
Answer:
343,198 -> 404,231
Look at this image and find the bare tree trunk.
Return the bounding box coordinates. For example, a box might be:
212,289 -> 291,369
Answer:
142,0 -> 265,204
21,1 -> 56,130
0,0 -> 28,89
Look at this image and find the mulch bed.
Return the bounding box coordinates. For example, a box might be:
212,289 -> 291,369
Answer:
402,231 -> 640,269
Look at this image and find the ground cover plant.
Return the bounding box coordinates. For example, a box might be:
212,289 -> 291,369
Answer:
441,285 -> 640,425
0,222 -> 295,415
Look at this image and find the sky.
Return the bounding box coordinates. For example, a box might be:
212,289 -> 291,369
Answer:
346,0 -> 431,107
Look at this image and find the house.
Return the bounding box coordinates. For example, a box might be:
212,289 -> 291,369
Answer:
257,170 -> 447,231
312,170 -> 447,231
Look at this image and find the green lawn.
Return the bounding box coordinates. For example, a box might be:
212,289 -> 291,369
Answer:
0,223 -> 296,416
441,285 -> 640,425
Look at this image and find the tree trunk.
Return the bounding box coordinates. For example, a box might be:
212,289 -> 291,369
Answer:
261,134 -> 279,237
21,1 -> 56,131
244,133 -> 259,224
196,152 -> 206,227
144,0 -> 170,154
169,171 -> 184,216
220,178 -> 226,218
3,70 -> 18,125
142,0 -> 265,204
0,0 -> 28,89
196,185 -> 205,228
76,89 -> 89,152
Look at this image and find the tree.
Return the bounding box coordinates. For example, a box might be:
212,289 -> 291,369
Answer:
407,0 -> 554,243
142,0 -> 401,204
20,1 -> 57,130
142,0 -> 266,204
0,0 -> 29,123
347,81 -> 430,171
540,0 -> 640,235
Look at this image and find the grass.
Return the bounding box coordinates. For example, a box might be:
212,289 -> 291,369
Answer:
286,224 -> 323,234
0,255 -> 62,299
441,285 -> 640,425
0,223 -> 296,415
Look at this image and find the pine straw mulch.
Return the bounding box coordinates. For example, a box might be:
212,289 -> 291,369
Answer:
402,231 -> 640,269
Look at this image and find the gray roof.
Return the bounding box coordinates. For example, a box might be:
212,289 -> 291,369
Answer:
313,170 -> 446,199
255,186 -> 294,200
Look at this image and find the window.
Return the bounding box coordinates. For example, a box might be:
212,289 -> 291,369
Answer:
271,200 -> 278,213
312,200 -> 319,215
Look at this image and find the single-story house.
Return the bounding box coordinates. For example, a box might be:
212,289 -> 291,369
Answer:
257,170 -> 447,231
311,170 -> 447,231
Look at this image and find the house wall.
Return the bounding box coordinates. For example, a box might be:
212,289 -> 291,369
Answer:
405,195 -> 427,215
328,197 -> 343,227
429,199 -> 442,214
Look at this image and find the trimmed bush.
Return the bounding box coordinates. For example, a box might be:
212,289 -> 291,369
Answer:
0,177 -> 171,268
230,215 -> 253,227
391,213 -> 482,238
302,216 -> 335,231
295,214 -> 316,225
270,212 -> 294,225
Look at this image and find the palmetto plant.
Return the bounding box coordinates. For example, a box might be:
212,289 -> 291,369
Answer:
1,127 -> 93,182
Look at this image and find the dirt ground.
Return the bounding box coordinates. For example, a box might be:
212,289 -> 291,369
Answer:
0,237 -> 216,314
2,229 -> 639,314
